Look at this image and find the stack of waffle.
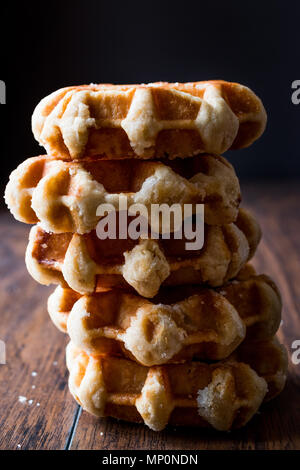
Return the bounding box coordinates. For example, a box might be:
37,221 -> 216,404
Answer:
5,81 -> 287,431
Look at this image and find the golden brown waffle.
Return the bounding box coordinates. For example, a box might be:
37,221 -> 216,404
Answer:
26,208 -> 261,297
216,266 -> 282,341
48,268 -> 281,366
229,337 -> 288,402
5,154 -> 240,233
66,337 -> 287,431
32,81 -> 267,160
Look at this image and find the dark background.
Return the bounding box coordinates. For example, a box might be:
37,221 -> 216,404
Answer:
1,0 -> 300,197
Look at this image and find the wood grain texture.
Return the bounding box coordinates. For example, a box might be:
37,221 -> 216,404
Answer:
0,181 -> 299,450
0,214 -> 78,450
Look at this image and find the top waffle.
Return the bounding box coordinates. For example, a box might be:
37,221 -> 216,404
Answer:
32,81 -> 267,160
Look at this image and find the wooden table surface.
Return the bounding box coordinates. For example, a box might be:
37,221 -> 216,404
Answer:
0,181 -> 299,450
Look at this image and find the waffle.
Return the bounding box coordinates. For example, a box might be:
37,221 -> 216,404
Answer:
26,208 -> 261,297
32,81 -> 267,160
48,267 -> 281,366
66,337 -> 287,431
229,337 -> 288,402
4,154 -> 240,233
